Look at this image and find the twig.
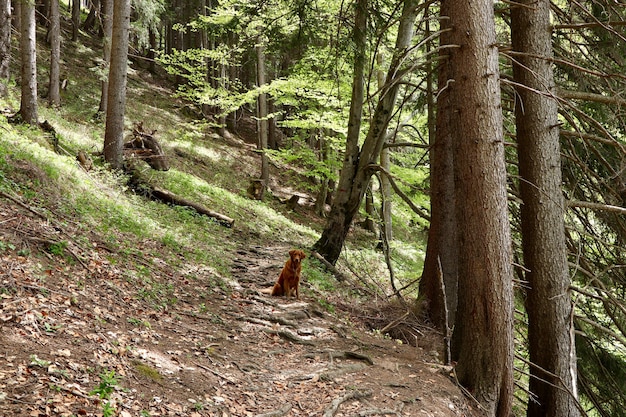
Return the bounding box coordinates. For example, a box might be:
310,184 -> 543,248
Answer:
195,363 -> 237,384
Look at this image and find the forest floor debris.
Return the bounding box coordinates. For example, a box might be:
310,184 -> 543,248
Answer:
0,188 -> 482,417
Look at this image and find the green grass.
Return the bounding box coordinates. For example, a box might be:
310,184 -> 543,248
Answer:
0,23 -> 430,317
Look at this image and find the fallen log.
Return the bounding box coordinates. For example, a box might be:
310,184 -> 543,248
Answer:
150,186 -> 235,227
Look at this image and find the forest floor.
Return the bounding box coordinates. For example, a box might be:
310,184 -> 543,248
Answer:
0,188 -> 482,417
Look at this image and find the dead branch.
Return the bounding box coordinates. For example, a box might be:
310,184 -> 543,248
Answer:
323,389 -> 372,417
567,200 -> 626,215
124,122 -> 170,171
311,251 -> 347,282
367,164 -> 431,222
150,186 -> 235,227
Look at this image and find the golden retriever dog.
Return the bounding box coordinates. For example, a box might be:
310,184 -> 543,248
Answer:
271,249 -> 306,299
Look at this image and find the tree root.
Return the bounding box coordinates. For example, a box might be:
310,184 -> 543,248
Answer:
262,328 -> 316,346
323,389 -> 372,417
255,403 -> 292,417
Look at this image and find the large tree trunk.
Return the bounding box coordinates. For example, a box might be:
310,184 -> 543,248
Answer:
418,0 -> 458,333
19,0 -> 38,125
48,0 -> 61,107
97,0 -> 113,114
511,1 -> 580,416
446,0 -> 514,415
0,0 -> 10,97
314,0 -> 418,264
103,0 -> 130,170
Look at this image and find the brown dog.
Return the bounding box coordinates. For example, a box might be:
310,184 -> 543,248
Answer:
271,249 -> 306,299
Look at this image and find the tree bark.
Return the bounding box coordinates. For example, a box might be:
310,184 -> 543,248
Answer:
511,1 -> 580,416
312,0 -> 367,264
103,0 -> 130,170
419,1 -> 458,331
256,34 -> 269,200
48,0 -> 61,107
446,0 -> 514,415
71,0 -> 80,41
19,0 -> 38,125
98,0 -> 113,114
314,0 -> 418,264
0,0 -> 10,97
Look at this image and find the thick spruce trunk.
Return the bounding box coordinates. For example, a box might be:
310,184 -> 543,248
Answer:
511,1 -> 580,416
445,0 -> 514,415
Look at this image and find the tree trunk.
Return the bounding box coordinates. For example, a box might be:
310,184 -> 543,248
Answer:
378,53 -> 392,242
313,0 -> 367,264
0,0 -> 10,97
71,0 -> 80,41
256,35 -> 269,200
82,0 -> 100,33
511,1 -> 580,416
314,0 -> 418,264
419,0 -> 458,341
446,0 -> 514,415
48,0 -> 61,107
19,0 -> 38,125
98,0 -> 113,115
103,0 -> 130,170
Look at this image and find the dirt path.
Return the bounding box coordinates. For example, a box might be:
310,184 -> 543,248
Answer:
0,202 -> 481,416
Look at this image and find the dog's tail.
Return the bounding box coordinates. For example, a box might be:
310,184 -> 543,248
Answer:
259,287 -> 273,295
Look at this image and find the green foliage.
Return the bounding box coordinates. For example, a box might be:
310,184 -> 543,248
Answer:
304,257 -> 335,292
89,370 -> 119,399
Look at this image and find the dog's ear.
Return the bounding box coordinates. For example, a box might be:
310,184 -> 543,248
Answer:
289,249 -> 296,257
301,251 -> 306,259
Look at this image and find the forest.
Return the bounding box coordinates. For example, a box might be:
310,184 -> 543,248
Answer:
1,0 -> 626,416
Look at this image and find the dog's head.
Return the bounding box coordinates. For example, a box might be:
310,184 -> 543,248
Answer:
288,249 -> 306,266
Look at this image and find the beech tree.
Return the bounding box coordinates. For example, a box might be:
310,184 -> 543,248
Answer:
314,0 -> 420,264
103,0 -> 130,169
19,0 -> 38,125
444,0 -> 514,415
0,0 -> 10,97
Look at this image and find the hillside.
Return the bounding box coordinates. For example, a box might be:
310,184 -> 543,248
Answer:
0,32 -> 482,417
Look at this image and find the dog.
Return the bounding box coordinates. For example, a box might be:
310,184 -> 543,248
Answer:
270,249 -> 306,299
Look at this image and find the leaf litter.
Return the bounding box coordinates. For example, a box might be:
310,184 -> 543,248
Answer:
0,195 -> 483,417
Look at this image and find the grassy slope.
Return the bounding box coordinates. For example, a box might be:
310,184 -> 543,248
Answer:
1,20 -> 428,301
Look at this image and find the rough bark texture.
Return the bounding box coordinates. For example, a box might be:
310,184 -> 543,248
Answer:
19,0 -> 38,125
103,0 -> 130,170
511,1 -> 580,416
0,0 -> 10,97
98,0 -> 113,114
256,37 -> 269,200
48,0 -> 61,107
446,0 -> 514,415
71,0 -> 80,41
314,0 -> 418,264
419,1 -> 458,331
